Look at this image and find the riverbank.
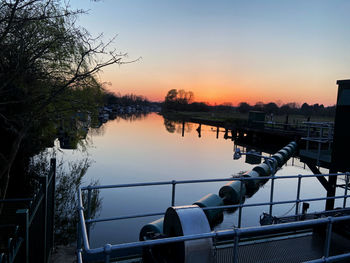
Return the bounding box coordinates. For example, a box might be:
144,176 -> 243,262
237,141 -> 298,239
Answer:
161,110 -> 334,127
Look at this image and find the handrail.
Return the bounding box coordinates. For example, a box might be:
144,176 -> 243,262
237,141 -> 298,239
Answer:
78,171 -> 350,263
85,194 -> 350,224
83,172 -> 349,224
81,172 -> 346,191
78,214 -> 350,262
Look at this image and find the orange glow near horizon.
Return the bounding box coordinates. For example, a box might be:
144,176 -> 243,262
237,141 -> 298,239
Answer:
104,68 -> 339,107
100,52 -> 342,107
107,83 -> 338,107
76,0 -> 350,108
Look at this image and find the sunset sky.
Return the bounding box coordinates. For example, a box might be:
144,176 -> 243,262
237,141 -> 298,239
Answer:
73,0 -> 350,106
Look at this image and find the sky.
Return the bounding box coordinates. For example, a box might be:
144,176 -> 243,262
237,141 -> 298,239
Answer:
72,0 -> 350,106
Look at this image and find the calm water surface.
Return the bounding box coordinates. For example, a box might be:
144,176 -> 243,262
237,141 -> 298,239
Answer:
54,113 -> 343,248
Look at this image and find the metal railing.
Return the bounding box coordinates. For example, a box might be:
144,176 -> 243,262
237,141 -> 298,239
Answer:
251,120 -> 308,132
0,159 -> 56,263
302,122 -> 334,166
78,171 -> 350,263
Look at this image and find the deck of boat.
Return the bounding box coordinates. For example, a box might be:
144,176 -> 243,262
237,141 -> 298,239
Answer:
216,231 -> 350,263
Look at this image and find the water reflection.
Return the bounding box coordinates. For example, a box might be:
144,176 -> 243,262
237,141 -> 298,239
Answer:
115,112 -> 152,122
58,112 -> 154,149
30,151 -> 101,245
162,118 -> 294,161
55,113 -> 334,247
55,158 -> 101,245
89,125 -> 106,137
163,119 -> 176,133
163,119 -> 193,135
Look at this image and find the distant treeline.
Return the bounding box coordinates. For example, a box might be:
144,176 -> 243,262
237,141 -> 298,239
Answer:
234,101 -> 335,117
162,89 -> 335,117
104,92 -> 156,106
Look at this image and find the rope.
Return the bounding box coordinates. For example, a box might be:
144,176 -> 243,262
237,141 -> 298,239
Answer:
278,203 -> 298,217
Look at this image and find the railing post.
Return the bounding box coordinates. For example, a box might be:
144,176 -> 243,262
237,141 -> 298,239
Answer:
233,228 -> 239,263
87,186 -> 92,241
16,209 -> 29,263
344,173 -> 349,208
269,175 -> 275,215
104,244 -> 112,263
295,174 -> 302,216
306,124 -> 310,151
49,158 -> 56,260
238,178 -> 243,228
317,129 -> 322,166
328,123 -> 332,150
324,218 -> 333,259
268,159 -> 276,216
38,173 -> 48,263
171,180 -> 176,206
77,223 -> 82,251
77,249 -> 83,263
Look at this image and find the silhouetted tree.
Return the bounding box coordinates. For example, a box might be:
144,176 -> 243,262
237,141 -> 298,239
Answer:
301,103 -> 313,117
163,89 -> 197,111
165,89 -> 178,102
264,102 -> 279,114
253,102 -> 264,111
0,0 -> 129,201
104,92 -> 151,106
237,102 -> 251,113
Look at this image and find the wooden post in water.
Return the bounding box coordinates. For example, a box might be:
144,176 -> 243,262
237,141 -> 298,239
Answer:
182,121 -> 185,137
196,123 -> 201,138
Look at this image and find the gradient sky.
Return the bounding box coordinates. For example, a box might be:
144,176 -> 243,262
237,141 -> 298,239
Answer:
72,0 -> 350,106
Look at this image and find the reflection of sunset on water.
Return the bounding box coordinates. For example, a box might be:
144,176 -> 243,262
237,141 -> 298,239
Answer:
55,113 -> 330,247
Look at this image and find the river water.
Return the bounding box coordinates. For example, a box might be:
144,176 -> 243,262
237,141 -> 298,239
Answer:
53,113 -> 343,248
